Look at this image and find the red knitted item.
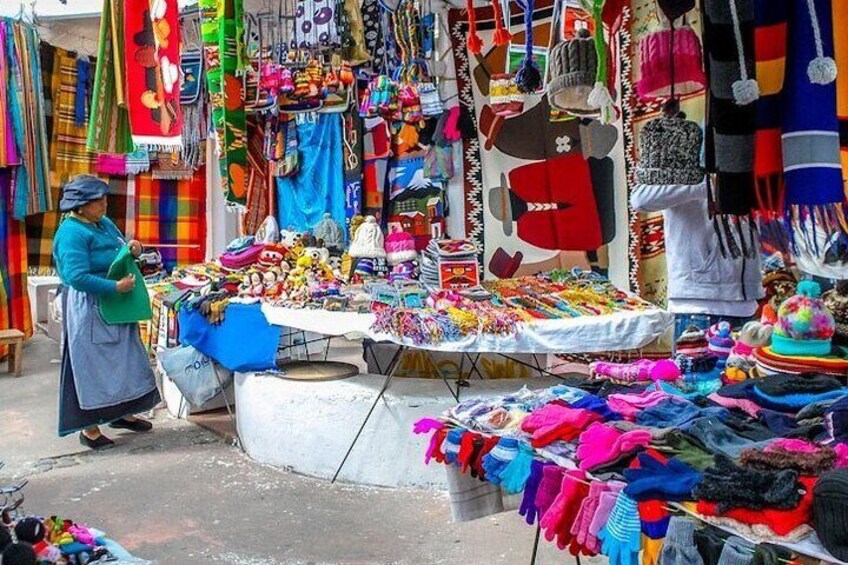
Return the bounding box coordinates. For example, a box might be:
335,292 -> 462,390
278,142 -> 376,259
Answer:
696,476 -> 817,536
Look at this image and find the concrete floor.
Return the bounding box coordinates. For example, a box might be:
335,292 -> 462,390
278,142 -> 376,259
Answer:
0,334 -> 578,564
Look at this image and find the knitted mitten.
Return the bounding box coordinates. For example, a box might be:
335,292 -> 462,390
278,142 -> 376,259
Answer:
481,437 -> 519,484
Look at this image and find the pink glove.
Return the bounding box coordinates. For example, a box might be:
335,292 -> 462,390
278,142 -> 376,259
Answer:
570,480 -> 609,556
521,404 -> 600,447
414,418 -> 446,465
586,482 -> 625,554
534,464 -> 566,517
539,469 -> 590,550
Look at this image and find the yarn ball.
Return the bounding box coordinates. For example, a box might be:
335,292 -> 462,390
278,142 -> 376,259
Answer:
775,281 -> 836,343
808,56 -> 838,85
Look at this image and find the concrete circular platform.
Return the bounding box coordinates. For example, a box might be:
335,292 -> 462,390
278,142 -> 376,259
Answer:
234,372 -> 561,489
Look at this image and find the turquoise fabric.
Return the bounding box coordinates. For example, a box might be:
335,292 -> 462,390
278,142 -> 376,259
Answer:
53,216 -> 124,296
276,114 -> 345,234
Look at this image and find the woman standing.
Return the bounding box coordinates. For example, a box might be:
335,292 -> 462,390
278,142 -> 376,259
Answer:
53,175 -> 160,449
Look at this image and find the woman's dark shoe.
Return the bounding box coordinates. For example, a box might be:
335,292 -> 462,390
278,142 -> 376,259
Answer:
108,418 -> 153,433
79,432 -> 115,450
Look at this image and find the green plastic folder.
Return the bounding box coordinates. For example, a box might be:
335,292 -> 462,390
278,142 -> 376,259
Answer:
99,245 -> 153,324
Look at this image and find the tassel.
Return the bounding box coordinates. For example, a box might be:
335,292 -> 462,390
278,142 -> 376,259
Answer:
805,0 -> 838,84
515,0 -> 542,93
466,0 -> 483,55
490,0 -> 512,46
728,0 -> 760,105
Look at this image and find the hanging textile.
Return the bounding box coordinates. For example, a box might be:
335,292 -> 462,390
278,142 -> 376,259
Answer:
702,0 -> 758,258
6,21 -> 51,219
833,0 -> 848,194
106,175 -> 136,237
782,0 -> 846,238
0,23 -> 16,168
26,48 -> 96,274
124,0 -> 184,149
362,117 -> 391,223
200,0 -> 248,205
752,0 -> 788,235
343,111 -> 364,227
387,150 -> 446,250
275,114 -> 346,234
87,0 -> 134,156
135,171 -> 207,271
242,116 -> 271,236
0,169 -> 33,343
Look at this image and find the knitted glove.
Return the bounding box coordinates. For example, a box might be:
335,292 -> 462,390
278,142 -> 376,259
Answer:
481,437 -> 519,485
623,454 -> 702,501
521,404 -> 600,447
472,436 -> 500,479
500,441 -> 535,494
587,483 -> 625,554
534,464 -> 566,517
539,469 -> 590,550
442,428 -> 465,465
637,500 -> 670,539
456,431 -> 481,474
598,493 -> 642,565
570,479 -> 608,556
413,418 -> 445,465
659,517 -> 704,565
717,536 -> 755,565
430,428 -> 448,464
518,460 -> 546,525
577,423 -> 652,471
641,535 -> 663,565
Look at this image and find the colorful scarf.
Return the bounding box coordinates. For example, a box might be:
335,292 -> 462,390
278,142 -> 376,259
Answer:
125,0 -> 183,149
0,169 -> 32,343
7,22 -> 51,219
200,0 -> 248,205
0,23 -> 16,167
702,0 -> 759,258
834,0 -> 848,194
752,0 -> 788,221
782,0 -> 846,239
87,0 -> 133,155
135,171 -> 207,270
26,48 -> 96,274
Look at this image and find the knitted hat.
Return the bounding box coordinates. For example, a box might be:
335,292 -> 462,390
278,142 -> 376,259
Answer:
348,216 -> 386,259
727,322 -> 773,369
14,518 -> 44,544
637,27 -> 706,101
676,325 -> 709,356
636,113 -> 704,185
385,231 -> 418,266
707,321 -> 735,361
813,469 -> 848,561
824,396 -> 848,445
313,213 -> 344,251
772,281 -> 836,357
823,281 -> 848,345
547,28 -> 598,115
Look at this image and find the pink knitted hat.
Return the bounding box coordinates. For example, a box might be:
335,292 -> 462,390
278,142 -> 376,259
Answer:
384,231 -> 418,266
637,27 -> 706,101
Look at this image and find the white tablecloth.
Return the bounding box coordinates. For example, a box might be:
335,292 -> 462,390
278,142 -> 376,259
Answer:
261,304 -> 673,354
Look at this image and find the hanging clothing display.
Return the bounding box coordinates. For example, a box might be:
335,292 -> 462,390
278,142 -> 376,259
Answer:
0,169 -> 32,343
276,114 -> 346,234
26,48 -> 96,275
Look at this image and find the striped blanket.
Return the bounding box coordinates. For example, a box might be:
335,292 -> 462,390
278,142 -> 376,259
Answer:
135,171 -> 207,270
26,48 -> 97,274
0,169 -> 33,352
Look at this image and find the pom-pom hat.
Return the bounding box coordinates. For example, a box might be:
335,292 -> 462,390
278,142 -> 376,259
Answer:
772,281 -> 836,357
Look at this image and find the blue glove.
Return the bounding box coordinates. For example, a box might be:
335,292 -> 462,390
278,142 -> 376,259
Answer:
442,428 -> 465,466
518,460 -> 546,525
623,454 -> 702,502
481,437 -> 518,485
598,493 -> 641,565
500,441 -> 535,494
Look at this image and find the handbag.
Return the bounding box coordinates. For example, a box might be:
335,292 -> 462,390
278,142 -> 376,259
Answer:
157,345 -> 233,407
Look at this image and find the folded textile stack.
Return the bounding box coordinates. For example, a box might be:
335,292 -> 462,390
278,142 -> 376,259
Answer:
419,238 -> 479,289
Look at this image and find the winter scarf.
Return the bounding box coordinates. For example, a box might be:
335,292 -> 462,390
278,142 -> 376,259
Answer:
782,0 -> 847,245
702,0 -> 758,258
836,0 -> 848,192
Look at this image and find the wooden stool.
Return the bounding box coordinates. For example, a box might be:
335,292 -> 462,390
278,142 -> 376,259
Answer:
0,329 -> 25,377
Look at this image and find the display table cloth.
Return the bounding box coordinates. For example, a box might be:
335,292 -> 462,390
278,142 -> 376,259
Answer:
261,304 -> 673,354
